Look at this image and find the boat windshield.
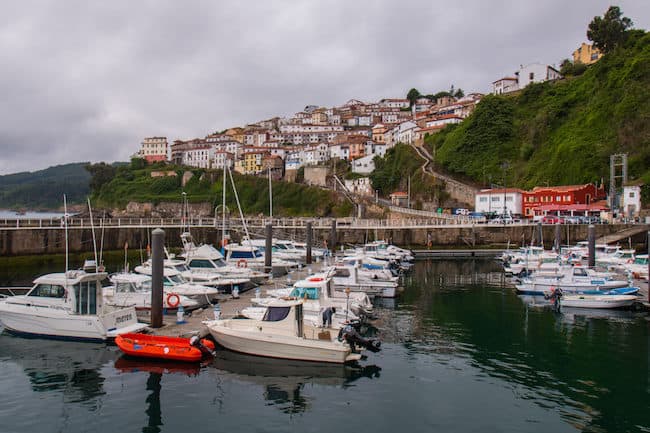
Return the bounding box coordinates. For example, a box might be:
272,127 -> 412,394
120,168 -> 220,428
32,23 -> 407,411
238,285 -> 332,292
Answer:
173,264 -> 189,272
188,259 -> 217,269
164,274 -> 185,285
290,287 -> 319,300
262,306 -> 291,321
27,284 -> 66,298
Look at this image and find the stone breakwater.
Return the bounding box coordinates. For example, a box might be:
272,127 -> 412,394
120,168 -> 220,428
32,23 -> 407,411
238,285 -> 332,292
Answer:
0,223 -> 643,256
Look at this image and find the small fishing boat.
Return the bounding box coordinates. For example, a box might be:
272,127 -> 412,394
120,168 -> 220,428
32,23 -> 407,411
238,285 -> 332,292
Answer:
561,294 -> 638,309
205,299 -> 380,363
115,333 -> 215,362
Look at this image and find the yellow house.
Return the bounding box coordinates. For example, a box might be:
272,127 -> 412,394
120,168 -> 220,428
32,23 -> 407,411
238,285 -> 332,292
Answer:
244,151 -> 266,174
573,42 -> 602,65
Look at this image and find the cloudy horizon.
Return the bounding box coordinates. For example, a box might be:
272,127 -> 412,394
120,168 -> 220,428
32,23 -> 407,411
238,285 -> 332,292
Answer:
0,0 -> 648,175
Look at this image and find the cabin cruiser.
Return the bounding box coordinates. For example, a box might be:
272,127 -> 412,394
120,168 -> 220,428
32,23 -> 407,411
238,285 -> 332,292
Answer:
178,242 -> 268,285
135,259 -> 250,294
224,243 -> 297,276
293,241 -> 329,259
132,266 -> 221,302
243,238 -> 306,264
205,299 -> 380,363
329,265 -> 399,298
0,271 -> 147,341
251,273 -> 374,323
515,266 -> 633,295
596,249 -> 636,270
105,273 -> 201,311
336,256 -> 399,282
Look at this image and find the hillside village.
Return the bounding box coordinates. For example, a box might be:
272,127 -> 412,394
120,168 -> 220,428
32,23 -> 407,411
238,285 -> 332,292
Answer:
133,39 -> 642,222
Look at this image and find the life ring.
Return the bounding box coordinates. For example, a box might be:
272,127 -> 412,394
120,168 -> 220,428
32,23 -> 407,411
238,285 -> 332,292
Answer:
308,277 -> 324,282
237,259 -> 248,268
166,293 -> 180,308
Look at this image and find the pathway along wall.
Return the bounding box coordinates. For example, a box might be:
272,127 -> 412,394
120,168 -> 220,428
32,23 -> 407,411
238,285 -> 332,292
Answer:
0,224 -> 642,256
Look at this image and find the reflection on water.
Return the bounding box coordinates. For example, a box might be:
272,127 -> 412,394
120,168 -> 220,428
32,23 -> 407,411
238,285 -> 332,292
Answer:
0,258 -> 648,432
209,350 -> 381,414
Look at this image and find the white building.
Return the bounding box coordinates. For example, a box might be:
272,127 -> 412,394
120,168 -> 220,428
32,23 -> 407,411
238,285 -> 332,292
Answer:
351,154 -> 376,175
183,146 -> 213,169
425,115 -> 463,128
621,185 -> 642,218
492,77 -> 519,95
213,151 -> 234,169
474,188 -> 524,216
516,63 -> 562,88
329,144 -> 350,161
139,137 -> 168,162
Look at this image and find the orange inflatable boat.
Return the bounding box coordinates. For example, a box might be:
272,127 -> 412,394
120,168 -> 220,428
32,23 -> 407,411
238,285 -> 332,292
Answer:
115,333 -> 216,362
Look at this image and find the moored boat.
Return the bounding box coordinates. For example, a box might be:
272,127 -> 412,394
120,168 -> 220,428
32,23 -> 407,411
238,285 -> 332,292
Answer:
115,333 -> 215,362
561,294 -> 638,309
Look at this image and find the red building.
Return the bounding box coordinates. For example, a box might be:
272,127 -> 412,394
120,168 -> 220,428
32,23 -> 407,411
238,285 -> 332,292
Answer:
521,184 -> 606,218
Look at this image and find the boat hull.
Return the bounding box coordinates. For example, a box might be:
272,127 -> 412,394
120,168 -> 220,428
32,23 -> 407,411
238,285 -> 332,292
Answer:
561,295 -> 637,309
115,333 -> 215,362
207,322 -> 357,364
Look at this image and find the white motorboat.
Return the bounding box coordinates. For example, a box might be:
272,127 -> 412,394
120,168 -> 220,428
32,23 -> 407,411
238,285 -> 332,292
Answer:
177,237 -> 268,285
244,238 -> 306,264
336,256 -> 399,282
224,243 -> 297,276
132,265 -> 221,302
105,273 -> 201,311
329,265 -> 398,298
515,266 -> 631,295
251,273 -> 372,323
0,271 -> 147,341
597,249 -> 636,270
561,294 -> 638,309
205,299 -> 369,363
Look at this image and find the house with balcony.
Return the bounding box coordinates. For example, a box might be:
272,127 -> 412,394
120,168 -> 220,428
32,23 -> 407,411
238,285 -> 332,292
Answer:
138,137 -> 168,163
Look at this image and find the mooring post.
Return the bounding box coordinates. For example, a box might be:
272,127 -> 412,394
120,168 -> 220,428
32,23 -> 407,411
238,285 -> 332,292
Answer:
588,224 -> 596,268
537,222 -> 543,247
647,230 -> 649,303
330,219 -> 337,252
265,223 -> 272,274
554,223 -> 561,252
151,228 -> 164,328
306,221 -> 313,265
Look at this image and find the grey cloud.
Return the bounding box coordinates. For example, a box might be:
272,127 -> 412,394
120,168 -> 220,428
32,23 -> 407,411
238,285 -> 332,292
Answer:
0,0 -> 648,174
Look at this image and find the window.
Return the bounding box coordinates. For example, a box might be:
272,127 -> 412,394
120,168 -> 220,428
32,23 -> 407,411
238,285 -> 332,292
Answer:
189,259 -> 215,269
556,196 -> 561,201
334,268 -> 351,278
506,196 -> 513,202
28,284 -> 66,298
529,72 -> 534,80
479,197 -> 487,203
262,306 -> 291,322
629,192 -> 635,198
491,196 -> 500,202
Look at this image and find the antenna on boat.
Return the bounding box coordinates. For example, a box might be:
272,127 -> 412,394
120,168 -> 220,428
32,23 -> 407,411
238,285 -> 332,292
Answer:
87,198 -> 99,272
99,211 -> 106,269
222,165 -> 227,254
64,194 -> 69,275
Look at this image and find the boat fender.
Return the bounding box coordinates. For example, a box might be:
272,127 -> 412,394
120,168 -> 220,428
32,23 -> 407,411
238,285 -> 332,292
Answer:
167,293 -> 181,308
237,259 -> 248,268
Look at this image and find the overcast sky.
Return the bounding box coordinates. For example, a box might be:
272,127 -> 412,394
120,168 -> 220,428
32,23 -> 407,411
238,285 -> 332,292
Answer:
0,0 -> 648,174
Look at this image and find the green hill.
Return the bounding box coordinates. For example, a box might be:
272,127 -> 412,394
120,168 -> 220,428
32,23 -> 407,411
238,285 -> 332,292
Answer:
89,161 -> 353,217
0,163 -> 91,209
426,29 -> 650,200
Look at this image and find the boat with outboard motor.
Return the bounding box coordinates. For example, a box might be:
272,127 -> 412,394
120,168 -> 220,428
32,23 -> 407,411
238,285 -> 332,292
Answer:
115,333 -> 215,362
205,299 -> 380,363
0,271 -> 147,341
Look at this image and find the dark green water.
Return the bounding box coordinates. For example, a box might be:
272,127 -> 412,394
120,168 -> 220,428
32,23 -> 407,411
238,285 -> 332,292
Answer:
1,259 -> 648,433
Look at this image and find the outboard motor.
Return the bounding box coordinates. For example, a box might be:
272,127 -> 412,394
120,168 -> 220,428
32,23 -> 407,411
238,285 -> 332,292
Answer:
338,323 -> 381,353
190,336 -> 216,357
544,287 -> 563,312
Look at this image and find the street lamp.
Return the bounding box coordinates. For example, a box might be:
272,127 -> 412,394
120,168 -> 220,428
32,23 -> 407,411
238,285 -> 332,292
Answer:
501,162 -> 509,217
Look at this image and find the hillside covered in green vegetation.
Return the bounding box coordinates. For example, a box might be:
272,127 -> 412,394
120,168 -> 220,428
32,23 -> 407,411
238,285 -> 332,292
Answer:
0,163 -> 91,209
425,29 -> 650,199
88,161 -> 353,217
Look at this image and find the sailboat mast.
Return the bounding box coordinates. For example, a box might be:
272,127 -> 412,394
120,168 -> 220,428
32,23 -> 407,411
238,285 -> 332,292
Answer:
222,166 -> 227,248
268,166 -> 273,219
87,198 -> 99,271
64,194 -> 69,274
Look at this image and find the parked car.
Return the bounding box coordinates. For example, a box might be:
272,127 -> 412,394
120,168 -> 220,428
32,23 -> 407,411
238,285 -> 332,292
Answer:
541,215 -> 565,224
564,216 -> 582,224
489,216 -> 514,225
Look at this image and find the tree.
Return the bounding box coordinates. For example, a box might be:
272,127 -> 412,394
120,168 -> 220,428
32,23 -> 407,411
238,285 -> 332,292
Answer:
454,88 -> 465,98
587,6 -> 633,54
406,88 -> 421,106
85,163 -> 116,193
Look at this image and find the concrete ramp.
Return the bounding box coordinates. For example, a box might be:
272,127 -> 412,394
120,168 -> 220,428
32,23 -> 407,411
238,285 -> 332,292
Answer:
595,225 -> 650,244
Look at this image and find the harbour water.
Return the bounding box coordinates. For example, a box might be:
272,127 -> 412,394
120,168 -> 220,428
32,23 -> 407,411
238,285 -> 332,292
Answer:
0,259 -> 648,432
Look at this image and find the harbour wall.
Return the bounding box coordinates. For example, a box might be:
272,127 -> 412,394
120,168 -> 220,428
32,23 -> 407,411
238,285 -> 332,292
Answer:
0,224 -> 644,256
